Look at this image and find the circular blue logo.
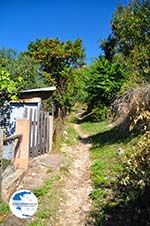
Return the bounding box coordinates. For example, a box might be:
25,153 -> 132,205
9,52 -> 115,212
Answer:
9,189 -> 38,218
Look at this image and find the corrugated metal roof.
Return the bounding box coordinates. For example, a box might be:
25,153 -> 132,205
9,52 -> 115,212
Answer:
0,86 -> 56,99
19,86 -> 56,99
20,86 -> 56,93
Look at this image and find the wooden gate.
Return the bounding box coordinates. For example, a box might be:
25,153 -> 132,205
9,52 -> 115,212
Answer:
26,109 -> 50,158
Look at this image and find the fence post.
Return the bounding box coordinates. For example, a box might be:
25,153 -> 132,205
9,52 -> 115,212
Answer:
48,115 -> 53,152
0,129 -> 3,201
14,119 -> 30,170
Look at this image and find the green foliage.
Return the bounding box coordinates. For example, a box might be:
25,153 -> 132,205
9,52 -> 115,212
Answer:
117,131 -> 150,201
90,104 -> 108,121
81,118 -> 150,225
63,123 -> 79,146
84,119 -> 150,226
0,67 -> 17,97
71,67 -> 88,104
80,120 -> 123,224
80,121 -> 108,135
33,179 -> 52,197
97,131 -> 150,226
2,159 -> 11,171
101,0 -> 150,82
13,54 -> 45,90
26,38 -> 85,117
26,221 -> 44,226
0,67 -> 20,111
85,57 -> 127,120
0,48 -> 45,91
0,202 -> 10,214
100,35 -> 117,61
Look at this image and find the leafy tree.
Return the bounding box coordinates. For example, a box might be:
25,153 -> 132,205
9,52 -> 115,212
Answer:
26,38 -> 85,117
0,48 -> 45,91
101,0 -> 150,82
100,35 -> 117,61
71,66 -> 88,103
13,53 -> 45,90
0,67 -> 18,99
0,48 -> 45,128
0,67 -> 21,128
86,57 -> 128,120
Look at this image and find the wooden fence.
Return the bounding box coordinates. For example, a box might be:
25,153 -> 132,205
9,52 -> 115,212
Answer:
25,109 -> 50,158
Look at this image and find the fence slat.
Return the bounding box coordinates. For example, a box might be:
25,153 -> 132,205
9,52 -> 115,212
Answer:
46,113 -> 49,152
43,112 -> 46,154
36,110 -> 40,156
29,109 -> 33,157
28,109 -> 50,158
32,110 -> 36,157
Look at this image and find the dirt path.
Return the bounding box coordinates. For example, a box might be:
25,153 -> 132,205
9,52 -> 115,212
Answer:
2,122 -> 93,226
56,123 -> 92,226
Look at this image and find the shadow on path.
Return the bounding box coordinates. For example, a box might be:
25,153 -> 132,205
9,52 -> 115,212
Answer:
94,186 -> 150,226
79,117 -> 142,147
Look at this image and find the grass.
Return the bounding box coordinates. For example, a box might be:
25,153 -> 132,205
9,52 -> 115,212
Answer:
33,179 -> 52,197
26,175 -> 63,226
80,120 -> 123,223
80,121 -> 108,135
0,201 -> 10,224
53,118 -> 79,151
26,221 -> 44,226
0,202 -> 10,214
80,120 -> 142,225
63,122 -> 79,146
2,159 -> 11,171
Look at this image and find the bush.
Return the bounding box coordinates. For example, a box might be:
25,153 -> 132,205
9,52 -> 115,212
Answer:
90,104 -> 108,122
101,131 -> 150,226
111,86 -> 150,133
85,57 -> 128,121
117,131 -> 150,201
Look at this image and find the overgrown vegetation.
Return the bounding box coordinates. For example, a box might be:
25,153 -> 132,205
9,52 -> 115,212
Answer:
85,57 -> 128,121
81,120 -> 149,226
0,0 -> 149,225
26,38 -> 85,118
63,123 -> 79,146
80,3 -> 150,223
105,132 -> 150,226
0,201 -> 10,223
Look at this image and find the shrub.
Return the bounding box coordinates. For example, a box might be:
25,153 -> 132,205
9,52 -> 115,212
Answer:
117,131 -> 150,201
110,86 -> 150,133
90,104 -> 108,122
102,131 -> 150,226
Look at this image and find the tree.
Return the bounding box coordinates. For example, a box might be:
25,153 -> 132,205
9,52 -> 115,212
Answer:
85,57 -> 128,120
0,48 -> 45,91
100,35 -> 118,61
0,67 -> 18,98
26,38 -> 85,117
0,67 -> 21,128
101,0 -> 150,82
13,53 -> 45,90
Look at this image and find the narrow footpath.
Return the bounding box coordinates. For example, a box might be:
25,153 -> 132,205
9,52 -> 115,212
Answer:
56,123 -> 92,226
2,121 -> 93,226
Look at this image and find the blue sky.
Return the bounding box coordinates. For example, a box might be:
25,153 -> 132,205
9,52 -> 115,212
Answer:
0,0 -> 127,63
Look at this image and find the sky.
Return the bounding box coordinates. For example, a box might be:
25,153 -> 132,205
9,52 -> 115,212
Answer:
0,0 -> 128,63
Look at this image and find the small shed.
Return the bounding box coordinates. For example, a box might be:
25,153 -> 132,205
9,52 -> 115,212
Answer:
7,87 -> 56,135
1,86 -> 56,159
